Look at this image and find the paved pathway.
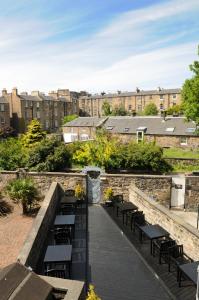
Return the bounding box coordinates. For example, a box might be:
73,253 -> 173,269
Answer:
88,205 -> 172,300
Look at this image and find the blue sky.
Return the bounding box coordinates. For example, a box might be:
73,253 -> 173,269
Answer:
0,0 -> 198,93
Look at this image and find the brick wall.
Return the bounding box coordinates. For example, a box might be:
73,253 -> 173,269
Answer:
129,185 -> 199,261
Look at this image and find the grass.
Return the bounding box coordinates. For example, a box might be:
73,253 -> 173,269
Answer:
171,163 -> 199,173
163,147 -> 199,159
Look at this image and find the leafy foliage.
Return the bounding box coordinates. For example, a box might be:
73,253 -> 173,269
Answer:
104,187 -> 113,200
27,137 -> 72,171
72,132 -> 171,173
74,183 -> 85,199
166,105 -> 183,116
86,285 -> 101,300
0,126 -> 16,139
111,104 -> 128,116
6,178 -> 38,214
0,138 -> 28,170
22,119 -> 46,148
182,45 -> 199,126
102,100 -> 111,116
62,114 -> 78,124
143,103 -> 158,115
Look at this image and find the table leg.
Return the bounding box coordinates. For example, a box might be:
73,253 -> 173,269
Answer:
117,207 -> 119,217
122,212 -> 125,224
150,239 -> 153,255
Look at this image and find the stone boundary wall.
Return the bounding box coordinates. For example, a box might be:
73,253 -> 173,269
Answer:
129,185 -> 199,261
185,176 -> 199,210
17,182 -> 63,270
0,171 -> 86,196
101,173 -> 172,207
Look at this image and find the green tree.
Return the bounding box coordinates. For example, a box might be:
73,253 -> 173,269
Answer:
182,45 -> 199,126
166,105 -> 183,116
143,103 -> 158,115
62,114 -> 78,124
111,104 -> 128,116
0,138 -> 27,170
22,119 -> 46,148
6,178 -> 39,214
102,100 -> 111,116
27,137 -> 72,171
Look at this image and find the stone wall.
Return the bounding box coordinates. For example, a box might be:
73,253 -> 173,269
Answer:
101,173 -> 172,207
185,176 -> 199,210
129,185 -> 199,261
17,182 -> 62,270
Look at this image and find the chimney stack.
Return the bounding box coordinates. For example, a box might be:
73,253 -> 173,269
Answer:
2,88 -> 7,96
12,87 -> 18,96
136,87 -> 140,93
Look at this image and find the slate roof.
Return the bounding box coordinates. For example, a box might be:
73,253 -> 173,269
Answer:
63,117 -> 107,127
80,88 -> 181,100
0,262 -> 53,300
20,95 -> 42,102
104,116 -> 196,136
64,116 -> 197,136
0,96 -> 8,103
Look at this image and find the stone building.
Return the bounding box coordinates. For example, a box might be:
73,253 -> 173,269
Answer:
2,88 -> 78,133
0,92 -> 10,129
78,88 -> 181,117
63,116 -> 199,148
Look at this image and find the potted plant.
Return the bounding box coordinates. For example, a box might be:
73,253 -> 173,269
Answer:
104,187 -> 114,206
75,183 -> 85,200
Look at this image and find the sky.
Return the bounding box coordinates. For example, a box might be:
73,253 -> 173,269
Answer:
0,0 -> 198,94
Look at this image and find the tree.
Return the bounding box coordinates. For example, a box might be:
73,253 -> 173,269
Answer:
0,138 -> 28,170
21,119 -> 46,148
27,137 -> 72,171
6,178 -> 39,214
143,103 -> 158,115
62,114 -> 78,124
102,100 -> 111,116
166,105 -> 183,116
111,104 -> 128,116
182,45 -> 199,126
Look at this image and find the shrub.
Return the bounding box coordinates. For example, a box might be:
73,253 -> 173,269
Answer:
6,178 -> 38,214
21,119 -> 46,148
75,184 -> 85,199
104,187 -> 113,201
86,285 -> 101,300
0,138 -> 27,170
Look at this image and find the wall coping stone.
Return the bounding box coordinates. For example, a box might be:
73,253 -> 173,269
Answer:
132,185 -> 199,239
104,173 -> 172,179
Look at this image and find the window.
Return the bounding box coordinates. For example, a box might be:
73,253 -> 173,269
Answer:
128,105 -> 132,110
172,94 -> 177,99
36,102 -> 40,108
160,95 -> 164,100
106,126 -> 113,130
180,137 -> 187,145
137,131 -> 144,143
160,103 -> 164,110
186,128 -> 195,133
54,101 -> 58,108
165,127 -> 175,132
25,111 -> 29,119
54,120 -> 58,127
30,101 -> 33,107
45,120 -> 49,129
0,104 -> 5,112
25,101 -> 28,108
54,109 -> 58,117
36,111 -> 40,119
124,128 -> 129,132
137,105 -> 142,112
1,117 -> 5,124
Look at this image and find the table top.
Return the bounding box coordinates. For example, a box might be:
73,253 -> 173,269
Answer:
44,245 -> 72,263
54,215 -> 75,226
140,224 -> 169,239
60,195 -> 77,204
116,202 -> 138,212
179,261 -> 199,285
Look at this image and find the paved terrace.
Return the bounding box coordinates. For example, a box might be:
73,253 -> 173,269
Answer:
88,205 -> 172,300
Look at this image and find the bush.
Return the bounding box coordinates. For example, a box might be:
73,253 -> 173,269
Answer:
6,178 -> 38,214
0,138 -> 28,170
27,138 -> 72,171
104,187 -> 113,201
75,184 -> 85,199
86,285 -> 101,300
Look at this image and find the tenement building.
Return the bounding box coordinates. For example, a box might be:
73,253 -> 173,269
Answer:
78,88 -> 181,117
0,92 -> 10,129
2,88 -> 79,133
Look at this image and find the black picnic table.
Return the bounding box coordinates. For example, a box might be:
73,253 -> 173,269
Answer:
44,245 -> 72,278
178,261 -> 199,287
116,202 -> 138,223
139,224 -> 170,254
54,215 -> 76,236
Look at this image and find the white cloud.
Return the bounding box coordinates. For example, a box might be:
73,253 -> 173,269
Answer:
0,0 -> 198,93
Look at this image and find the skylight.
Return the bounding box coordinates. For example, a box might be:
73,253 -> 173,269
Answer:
124,128 -> 129,132
186,128 -> 195,133
136,126 -> 147,131
165,127 -> 175,132
106,126 -> 113,130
